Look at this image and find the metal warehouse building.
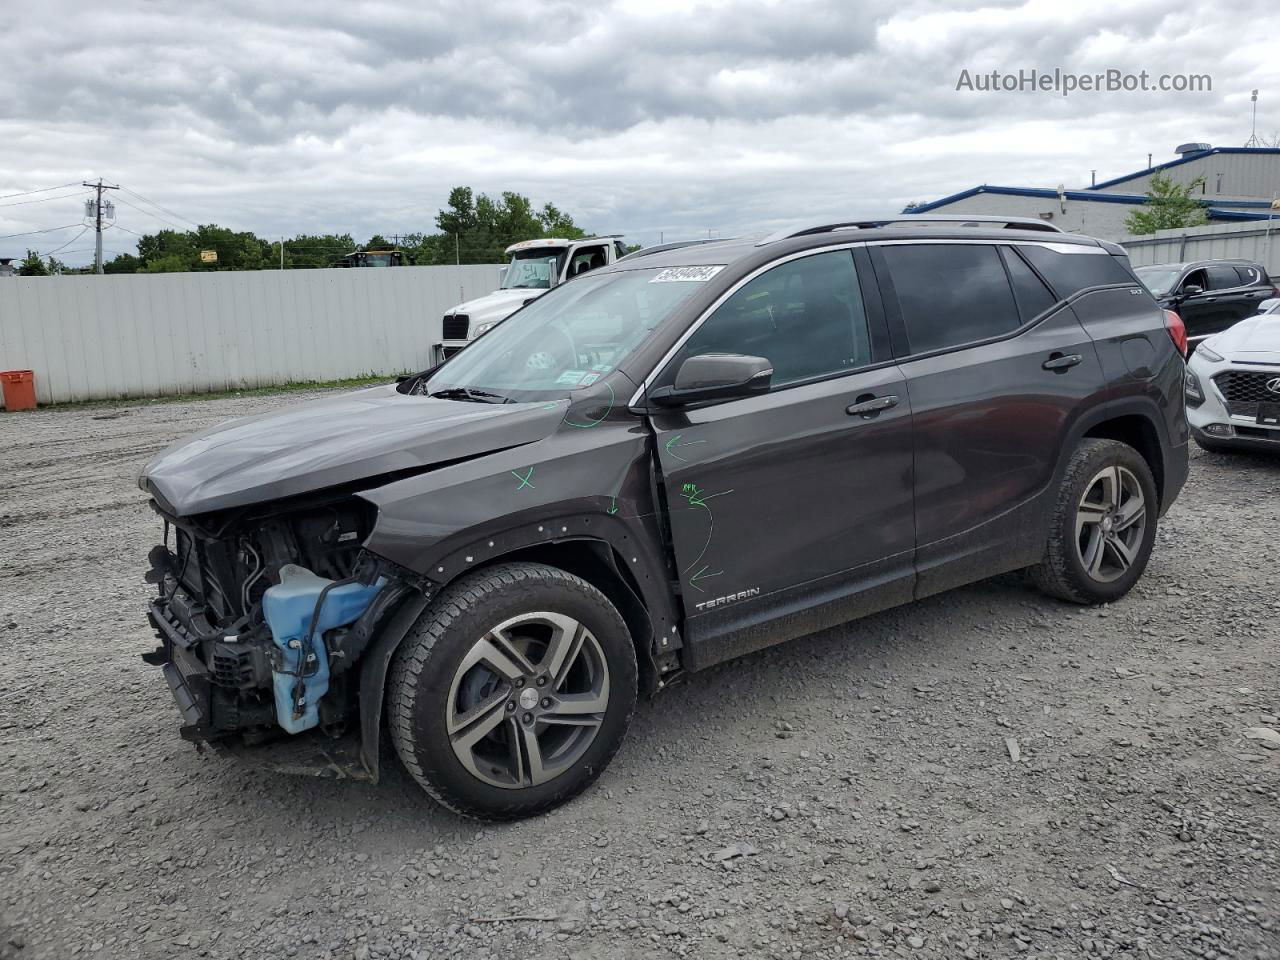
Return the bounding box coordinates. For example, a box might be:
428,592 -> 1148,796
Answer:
906,145 -> 1280,240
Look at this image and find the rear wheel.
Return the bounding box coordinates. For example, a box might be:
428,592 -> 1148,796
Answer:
1030,439 -> 1158,604
388,562 -> 637,820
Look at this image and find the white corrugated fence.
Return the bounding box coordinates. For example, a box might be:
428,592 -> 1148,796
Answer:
0,265 -> 502,407
1119,219 -> 1280,274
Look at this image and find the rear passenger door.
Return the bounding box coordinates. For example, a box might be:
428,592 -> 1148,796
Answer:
1202,265 -> 1252,332
869,241 -> 1106,597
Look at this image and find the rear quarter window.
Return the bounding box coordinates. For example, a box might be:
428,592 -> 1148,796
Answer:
1016,245 -> 1136,299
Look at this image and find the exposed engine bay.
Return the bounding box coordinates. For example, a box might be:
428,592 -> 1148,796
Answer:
143,491 -> 411,751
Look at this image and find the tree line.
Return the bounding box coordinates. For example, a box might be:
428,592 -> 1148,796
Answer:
12,186 -> 597,275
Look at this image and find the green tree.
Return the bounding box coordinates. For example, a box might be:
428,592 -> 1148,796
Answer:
104,252 -> 143,274
427,187 -> 589,264
1124,173 -> 1209,235
17,249 -> 47,276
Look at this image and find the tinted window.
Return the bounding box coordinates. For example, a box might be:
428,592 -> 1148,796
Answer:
881,244 -> 1020,354
1001,247 -> 1058,321
1234,266 -> 1261,286
667,251 -> 872,387
1017,245 -> 1135,299
1205,265 -> 1242,290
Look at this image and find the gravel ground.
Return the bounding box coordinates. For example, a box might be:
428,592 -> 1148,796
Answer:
1,390 -> 1278,960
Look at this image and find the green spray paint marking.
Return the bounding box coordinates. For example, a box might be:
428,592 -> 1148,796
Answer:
511,467 -> 535,490
664,434 -> 707,462
608,496 -> 619,515
677,483 -> 734,583
563,382 -> 616,429
688,565 -> 723,591
680,482 -> 732,509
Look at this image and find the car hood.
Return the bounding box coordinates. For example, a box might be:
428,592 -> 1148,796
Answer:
448,288 -> 547,327
139,384 -> 564,516
1211,314 -> 1280,361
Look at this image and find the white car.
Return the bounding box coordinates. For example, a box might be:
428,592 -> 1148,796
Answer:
1185,298 -> 1280,453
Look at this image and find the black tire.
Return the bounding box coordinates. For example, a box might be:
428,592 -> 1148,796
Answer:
387,562 -> 637,820
1029,438 -> 1159,605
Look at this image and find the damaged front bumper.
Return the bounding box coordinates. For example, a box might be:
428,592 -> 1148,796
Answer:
144,593 -> 374,780
144,601 -> 376,783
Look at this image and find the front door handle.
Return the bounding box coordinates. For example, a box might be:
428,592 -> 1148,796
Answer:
1042,353 -> 1083,372
846,394 -> 899,416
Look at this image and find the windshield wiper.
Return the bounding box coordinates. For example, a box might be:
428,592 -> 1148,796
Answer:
428,387 -> 509,404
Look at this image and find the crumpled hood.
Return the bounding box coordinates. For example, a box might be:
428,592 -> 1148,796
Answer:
448,288 -> 546,328
139,384 -> 564,516
1211,314 -> 1280,363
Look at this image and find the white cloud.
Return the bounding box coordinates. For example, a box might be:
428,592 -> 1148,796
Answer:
0,0 -> 1275,265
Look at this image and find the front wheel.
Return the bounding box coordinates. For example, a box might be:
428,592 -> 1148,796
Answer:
1029,439 -> 1159,604
388,562 -> 637,820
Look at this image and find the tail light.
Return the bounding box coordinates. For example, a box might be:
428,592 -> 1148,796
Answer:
1164,309 -> 1187,357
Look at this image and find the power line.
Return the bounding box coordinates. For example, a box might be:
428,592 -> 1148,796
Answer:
119,186 -> 201,228
39,226 -> 90,257
0,190 -> 89,210
0,223 -> 83,241
0,181 -> 81,201
113,194 -> 186,230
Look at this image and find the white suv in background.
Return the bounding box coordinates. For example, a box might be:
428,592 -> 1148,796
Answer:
433,237 -> 628,365
1185,298 -> 1280,453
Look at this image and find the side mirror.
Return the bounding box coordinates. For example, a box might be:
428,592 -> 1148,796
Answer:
647,354 -> 773,407
1180,284 -> 1203,297
1257,298 -> 1279,315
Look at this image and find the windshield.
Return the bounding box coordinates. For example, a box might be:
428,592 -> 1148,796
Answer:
1134,265 -> 1183,296
426,267 -> 708,402
501,250 -> 566,290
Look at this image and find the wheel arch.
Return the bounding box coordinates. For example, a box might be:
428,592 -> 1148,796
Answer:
1064,398 -> 1174,511
1082,412 -> 1165,507
356,527 -> 675,783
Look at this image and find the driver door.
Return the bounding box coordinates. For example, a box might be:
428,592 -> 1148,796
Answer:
645,249 -> 916,667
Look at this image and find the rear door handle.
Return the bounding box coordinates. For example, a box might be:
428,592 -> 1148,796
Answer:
846,395 -> 899,416
1042,353 -> 1083,372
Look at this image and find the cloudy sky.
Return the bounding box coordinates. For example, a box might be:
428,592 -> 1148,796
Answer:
2,0 -> 1278,266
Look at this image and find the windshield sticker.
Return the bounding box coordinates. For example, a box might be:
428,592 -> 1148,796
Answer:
650,265 -> 724,283
556,369 -> 587,385
591,363 -> 612,372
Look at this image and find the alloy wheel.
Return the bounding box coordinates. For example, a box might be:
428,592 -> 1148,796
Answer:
1075,464 -> 1147,583
445,612 -> 610,789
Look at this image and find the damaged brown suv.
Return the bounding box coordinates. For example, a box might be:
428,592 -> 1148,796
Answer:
139,216 -> 1189,819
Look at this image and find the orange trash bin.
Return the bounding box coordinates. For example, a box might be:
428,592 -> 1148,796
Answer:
1,370 -> 37,411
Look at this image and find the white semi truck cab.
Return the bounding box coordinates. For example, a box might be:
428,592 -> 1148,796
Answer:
433,236 -> 628,365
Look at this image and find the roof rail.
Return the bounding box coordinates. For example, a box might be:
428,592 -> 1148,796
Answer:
615,238 -> 732,263
756,214 -> 1064,246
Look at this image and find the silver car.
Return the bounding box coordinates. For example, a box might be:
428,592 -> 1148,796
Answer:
1185,298 -> 1280,452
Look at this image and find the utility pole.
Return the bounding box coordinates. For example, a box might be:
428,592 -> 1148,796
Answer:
82,179 -> 119,274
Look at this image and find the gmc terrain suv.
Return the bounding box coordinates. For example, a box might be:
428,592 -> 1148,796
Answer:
139,215 -> 1189,820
